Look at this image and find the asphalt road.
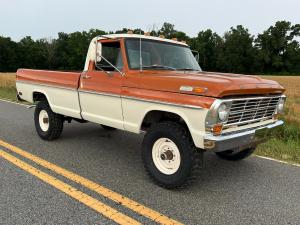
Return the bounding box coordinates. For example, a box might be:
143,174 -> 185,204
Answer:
0,100 -> 299,225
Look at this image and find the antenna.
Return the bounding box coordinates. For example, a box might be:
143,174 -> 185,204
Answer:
139,29 -> 143,72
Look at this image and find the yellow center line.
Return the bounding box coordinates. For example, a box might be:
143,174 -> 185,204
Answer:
0,150 -> 140,225
0,139 -> 183,225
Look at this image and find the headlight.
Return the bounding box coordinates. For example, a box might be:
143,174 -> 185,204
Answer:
277,98 -> 285,114
218,103 -> 230,122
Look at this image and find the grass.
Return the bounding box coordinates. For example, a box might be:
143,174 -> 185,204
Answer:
0,73 -> 299,164
0,73 -> 17,101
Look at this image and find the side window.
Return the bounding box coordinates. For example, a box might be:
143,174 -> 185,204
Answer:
96,42 -> 123,71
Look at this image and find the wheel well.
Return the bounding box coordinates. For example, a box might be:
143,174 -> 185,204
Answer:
33,92 -> 47,103
141,110 -> 189,132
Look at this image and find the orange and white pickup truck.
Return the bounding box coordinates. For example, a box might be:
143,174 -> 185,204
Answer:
16,33 -> 286,188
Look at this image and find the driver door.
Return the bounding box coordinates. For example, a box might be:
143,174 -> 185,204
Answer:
78,40 -> 124,129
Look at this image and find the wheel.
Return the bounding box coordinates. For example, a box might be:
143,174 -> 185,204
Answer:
142,122 -> 203,189
215,148 -> 256,161
101,125 -> 116,131
34,101 -> 64,140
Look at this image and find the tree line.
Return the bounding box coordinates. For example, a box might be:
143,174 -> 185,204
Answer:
0,21 -> 299,75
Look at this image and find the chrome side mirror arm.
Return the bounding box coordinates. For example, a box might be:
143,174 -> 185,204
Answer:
95,55 -> 125,77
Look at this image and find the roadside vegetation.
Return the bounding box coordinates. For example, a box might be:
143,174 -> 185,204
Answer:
0,73 -> 299,164
0,73 -> 17,101
256,76 -> 300,164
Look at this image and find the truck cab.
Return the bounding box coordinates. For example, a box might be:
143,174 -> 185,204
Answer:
16,33 -> 286,189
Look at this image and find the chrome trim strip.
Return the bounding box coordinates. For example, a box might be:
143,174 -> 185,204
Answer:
122,95 -> 203,109
16,80 -> 77,91
17,80 -> 203,109
78,90 -> 120,98
220,95 -> 285,103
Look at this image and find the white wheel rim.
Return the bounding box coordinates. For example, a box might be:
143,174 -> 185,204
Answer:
39,110 -> 49,132
152,138 -> 181,175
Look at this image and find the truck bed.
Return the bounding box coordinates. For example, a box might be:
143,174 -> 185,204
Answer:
16,69 -> 82,119
16,69 -> 81,89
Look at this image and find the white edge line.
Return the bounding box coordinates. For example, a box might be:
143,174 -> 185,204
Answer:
0,98 -> 30,107
254,155 -> 300,167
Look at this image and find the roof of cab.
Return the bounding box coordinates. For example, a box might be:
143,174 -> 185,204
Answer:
99,34 -> 188,46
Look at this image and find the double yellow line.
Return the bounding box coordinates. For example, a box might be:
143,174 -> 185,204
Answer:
0,139 -> 182,225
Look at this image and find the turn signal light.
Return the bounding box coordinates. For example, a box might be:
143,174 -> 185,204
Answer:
212,124 -> 223,136
193,87 -> 208,94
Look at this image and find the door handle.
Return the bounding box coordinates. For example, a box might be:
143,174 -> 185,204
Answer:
82,74 -> 92,79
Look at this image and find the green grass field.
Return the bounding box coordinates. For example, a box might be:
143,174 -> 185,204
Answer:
0,73 -> 299,164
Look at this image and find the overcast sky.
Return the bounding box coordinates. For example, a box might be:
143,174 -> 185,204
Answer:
1,0 -> 299,41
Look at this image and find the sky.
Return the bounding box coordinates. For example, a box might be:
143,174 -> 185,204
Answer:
1,0 -> 299,41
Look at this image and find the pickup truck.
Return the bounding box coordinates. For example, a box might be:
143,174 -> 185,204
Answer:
16,33 -> 286,189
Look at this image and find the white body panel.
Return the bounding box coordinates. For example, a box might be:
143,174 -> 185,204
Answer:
16,81 -> 81,119
121,97 -> 208,148
16,80 -> 208,148
79,91 -> 124,130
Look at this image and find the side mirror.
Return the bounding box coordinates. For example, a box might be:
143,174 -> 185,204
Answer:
192,50 -> 200,63
95,41 -> 102,62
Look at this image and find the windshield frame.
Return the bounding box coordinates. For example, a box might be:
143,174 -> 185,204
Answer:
124,38 -> 201,71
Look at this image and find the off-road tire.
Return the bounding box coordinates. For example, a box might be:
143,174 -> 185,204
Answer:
142,122 -> 203,189
34,101 -> 64,140
215,148 -> 256,161
101,125 -> 117,131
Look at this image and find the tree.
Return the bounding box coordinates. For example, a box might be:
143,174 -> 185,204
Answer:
189,29 -> 223,71
159,22 -> 176,38
217,25 -> 256,74
0,37 -> 19,72
0,21 -> 300,74
255,21 -> 300,74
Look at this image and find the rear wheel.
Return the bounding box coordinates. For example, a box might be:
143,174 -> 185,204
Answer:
142,122 -> 203,189
215,148 -> 256,161
34,101 -> 64,140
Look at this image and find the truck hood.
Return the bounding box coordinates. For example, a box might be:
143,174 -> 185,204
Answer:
137,71 -> 285,98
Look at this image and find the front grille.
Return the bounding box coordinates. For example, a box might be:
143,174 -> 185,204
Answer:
226,96 -> 281,126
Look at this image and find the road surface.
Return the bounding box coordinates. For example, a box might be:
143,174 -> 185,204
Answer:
0,100 -> 299,225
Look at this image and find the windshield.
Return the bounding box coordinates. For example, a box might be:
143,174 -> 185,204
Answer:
125,39 -> 201,71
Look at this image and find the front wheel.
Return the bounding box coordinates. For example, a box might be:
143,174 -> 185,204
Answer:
215,148 -> 256,161
34,101 -> 64,140
142,122 -> 203,189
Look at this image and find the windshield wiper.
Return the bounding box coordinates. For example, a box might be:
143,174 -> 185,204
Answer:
142,64 -> 177,70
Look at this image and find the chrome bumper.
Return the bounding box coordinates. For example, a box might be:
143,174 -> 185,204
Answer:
204,120 -> 284,152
